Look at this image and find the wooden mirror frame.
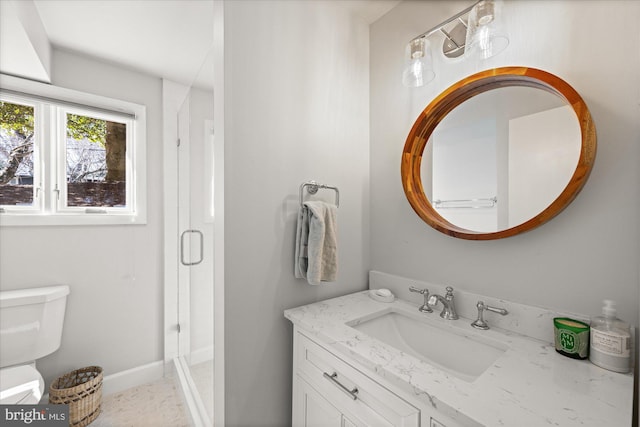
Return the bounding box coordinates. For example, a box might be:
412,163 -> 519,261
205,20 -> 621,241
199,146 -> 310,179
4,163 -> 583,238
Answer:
401,67 -> 596,240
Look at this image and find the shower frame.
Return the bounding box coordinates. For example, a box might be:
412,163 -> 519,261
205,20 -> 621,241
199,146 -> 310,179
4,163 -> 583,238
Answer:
161,2 -> 225,422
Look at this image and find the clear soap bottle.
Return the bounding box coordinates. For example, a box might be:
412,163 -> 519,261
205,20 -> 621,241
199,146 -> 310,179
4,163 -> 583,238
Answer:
589,300 -> 631,373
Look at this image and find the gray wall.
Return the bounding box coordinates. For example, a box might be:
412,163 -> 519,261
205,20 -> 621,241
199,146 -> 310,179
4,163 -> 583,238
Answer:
0,48 -> 164,387
371,1 -> 639,330
223,1 -> 370,425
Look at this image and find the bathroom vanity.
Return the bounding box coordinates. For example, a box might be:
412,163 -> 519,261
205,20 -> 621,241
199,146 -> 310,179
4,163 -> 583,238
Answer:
285,281 -> 633,426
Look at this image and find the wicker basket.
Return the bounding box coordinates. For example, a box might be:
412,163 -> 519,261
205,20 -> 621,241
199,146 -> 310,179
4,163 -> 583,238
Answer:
49,366 -> 103,427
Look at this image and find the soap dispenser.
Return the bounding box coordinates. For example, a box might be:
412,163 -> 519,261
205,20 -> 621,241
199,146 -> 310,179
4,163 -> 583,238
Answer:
589,300 -> 631,373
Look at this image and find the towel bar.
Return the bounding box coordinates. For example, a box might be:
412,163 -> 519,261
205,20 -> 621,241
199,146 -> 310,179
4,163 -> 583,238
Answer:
299,181 -> 339,208
433,196 -> 497,209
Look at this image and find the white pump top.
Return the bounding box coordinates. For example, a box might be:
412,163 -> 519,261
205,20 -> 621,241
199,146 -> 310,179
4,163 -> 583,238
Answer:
602,299 -> 617,318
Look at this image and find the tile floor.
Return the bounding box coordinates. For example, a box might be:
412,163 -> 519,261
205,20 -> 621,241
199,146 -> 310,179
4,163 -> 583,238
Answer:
91,375 -> 190,427
90,360 -> 214,427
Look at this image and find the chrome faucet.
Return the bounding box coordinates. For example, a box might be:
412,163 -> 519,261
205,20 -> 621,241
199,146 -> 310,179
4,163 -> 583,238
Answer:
409,286 -> 433,313
427,286 -> 458,320
471,301 -> 508,330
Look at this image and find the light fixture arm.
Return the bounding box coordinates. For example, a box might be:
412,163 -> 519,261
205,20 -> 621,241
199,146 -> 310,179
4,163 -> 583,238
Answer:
439,17 -> 468,50
408,1 -> 480,44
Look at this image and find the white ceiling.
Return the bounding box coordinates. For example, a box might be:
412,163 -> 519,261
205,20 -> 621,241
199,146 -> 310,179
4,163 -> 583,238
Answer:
33,0 -> 216,89
339,0 -> 401,24
25,0 -> 399,90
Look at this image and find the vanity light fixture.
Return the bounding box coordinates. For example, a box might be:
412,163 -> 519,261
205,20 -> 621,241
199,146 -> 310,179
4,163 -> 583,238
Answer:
402,37 -> 435,87
402,0 -> 509,88
465,0 -> 509,59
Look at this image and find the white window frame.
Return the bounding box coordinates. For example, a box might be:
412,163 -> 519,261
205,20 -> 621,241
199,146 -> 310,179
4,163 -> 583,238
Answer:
0,74 -> 146,226
55,106 -> 136,216
0,93 -> 44,214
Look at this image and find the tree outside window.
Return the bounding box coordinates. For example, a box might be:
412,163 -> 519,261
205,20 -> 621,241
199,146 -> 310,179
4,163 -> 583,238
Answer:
0,101 -> 127,208
64,113 -> 127,207
0,101 -> 35,206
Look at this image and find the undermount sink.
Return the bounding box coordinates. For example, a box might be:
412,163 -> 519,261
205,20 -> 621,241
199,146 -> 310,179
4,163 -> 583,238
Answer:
347,309 -> 508,382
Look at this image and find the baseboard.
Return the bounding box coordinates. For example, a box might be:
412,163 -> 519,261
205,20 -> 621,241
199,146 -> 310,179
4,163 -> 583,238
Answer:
41,360 -> 165,403
189,346 -> 214,366
101,360 -> 165,396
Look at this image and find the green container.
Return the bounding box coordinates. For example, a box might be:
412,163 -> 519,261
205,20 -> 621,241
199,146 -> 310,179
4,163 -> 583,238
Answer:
554,317 -> 590,359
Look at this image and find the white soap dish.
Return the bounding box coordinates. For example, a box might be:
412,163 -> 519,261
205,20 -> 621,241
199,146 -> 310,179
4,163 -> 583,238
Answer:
369,289 -> 395,303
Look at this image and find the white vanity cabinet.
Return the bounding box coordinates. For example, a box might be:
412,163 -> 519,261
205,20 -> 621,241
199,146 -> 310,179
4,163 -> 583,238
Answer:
292,328 -> 461,427
293,329 -> 419,427
286,289 -> 634,426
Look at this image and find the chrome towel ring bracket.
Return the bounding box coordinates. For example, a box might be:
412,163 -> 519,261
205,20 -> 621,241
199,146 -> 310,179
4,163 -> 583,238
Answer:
299,180 -> 339,208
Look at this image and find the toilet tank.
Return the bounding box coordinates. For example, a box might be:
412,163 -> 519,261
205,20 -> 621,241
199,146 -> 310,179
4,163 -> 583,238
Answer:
0,285 -> 70,368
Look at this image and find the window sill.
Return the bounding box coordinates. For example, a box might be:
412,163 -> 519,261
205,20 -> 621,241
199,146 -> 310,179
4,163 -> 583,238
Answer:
0,212 -> 146,226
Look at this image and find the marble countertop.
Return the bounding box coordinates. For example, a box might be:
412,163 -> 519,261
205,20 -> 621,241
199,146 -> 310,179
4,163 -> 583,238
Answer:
284,291 -> 634,427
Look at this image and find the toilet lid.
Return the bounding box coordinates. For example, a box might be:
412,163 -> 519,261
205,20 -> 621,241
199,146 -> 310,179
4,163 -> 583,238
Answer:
0,365 -> 44,404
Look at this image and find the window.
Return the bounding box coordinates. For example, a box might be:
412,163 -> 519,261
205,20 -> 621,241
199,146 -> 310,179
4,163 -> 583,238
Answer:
59,108 -> 133,211
0,99 -> 38,210
0,75 -> 146,225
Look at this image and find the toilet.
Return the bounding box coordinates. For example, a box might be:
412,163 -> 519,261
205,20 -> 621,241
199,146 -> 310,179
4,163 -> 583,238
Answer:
0,285 -> 70,404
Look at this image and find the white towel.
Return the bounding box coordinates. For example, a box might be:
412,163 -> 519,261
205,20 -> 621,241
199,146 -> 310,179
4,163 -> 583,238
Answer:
294,201 -> 338,285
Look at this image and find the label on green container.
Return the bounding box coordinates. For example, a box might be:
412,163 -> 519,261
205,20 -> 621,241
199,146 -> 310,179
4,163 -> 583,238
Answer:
554,317 -> 589,359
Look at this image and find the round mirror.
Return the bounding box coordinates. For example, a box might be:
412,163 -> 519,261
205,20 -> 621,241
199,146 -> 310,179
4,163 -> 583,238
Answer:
402,67 -> 596,240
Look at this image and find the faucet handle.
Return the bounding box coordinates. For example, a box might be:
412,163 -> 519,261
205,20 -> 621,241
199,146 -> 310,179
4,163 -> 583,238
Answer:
471,300 -> 508,330
409,286 -> 428,294
409,286 -> 433,313
445,286 -> 454,298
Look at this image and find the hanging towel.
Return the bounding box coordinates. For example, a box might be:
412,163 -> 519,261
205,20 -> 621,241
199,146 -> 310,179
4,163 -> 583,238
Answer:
295,201 -> 338,285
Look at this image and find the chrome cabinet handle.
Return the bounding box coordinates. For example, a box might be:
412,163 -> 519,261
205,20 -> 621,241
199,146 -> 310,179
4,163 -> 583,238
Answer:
180,229 -> 204,266
323,372 -> 358,400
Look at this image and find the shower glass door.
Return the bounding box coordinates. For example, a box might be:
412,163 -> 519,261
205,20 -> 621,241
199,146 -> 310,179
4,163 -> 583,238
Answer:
177,76 -> 215,425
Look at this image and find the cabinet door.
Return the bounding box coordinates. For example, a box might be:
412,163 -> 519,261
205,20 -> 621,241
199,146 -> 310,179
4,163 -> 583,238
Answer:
293,375 -> 357,427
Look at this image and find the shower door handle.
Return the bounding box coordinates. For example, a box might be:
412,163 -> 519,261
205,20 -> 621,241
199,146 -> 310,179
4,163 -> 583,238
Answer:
180,229 -> 204,266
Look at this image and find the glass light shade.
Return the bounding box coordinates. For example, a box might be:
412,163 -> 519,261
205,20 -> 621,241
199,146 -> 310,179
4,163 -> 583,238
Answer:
402,38 -> 435,87
465,0 -> 509,60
